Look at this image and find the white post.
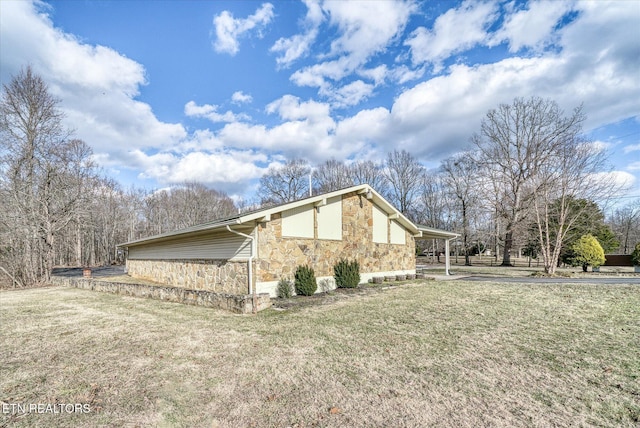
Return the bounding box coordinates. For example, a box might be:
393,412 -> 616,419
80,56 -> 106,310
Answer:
445,238 -> 451,275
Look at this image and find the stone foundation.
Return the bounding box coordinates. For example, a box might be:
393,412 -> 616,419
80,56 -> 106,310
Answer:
50,276 -> 271,314
126,259 -> 249,295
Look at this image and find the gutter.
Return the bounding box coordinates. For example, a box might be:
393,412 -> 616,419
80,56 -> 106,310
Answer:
226,225 -> 257,315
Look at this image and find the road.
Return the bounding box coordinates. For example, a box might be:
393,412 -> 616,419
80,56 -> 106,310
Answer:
462,275 -> 640,284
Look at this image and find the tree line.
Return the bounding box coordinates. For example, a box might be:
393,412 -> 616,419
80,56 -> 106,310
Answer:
1,67 -> 638,287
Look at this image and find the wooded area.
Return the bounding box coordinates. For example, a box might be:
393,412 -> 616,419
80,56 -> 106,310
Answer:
1,68 -> 638,287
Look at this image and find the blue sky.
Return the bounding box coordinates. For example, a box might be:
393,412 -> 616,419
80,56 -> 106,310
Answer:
1,0 -> 639,204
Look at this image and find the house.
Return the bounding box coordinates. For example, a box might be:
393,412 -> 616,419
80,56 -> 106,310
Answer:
118,184 -> 458,311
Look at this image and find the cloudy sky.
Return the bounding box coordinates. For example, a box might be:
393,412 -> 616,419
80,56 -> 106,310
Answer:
1,0 -> 639,202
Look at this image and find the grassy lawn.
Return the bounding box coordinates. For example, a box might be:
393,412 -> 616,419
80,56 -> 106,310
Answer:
1,281 -> 639,427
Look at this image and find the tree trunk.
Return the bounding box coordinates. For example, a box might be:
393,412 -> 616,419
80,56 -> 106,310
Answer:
501,229 -> 513,266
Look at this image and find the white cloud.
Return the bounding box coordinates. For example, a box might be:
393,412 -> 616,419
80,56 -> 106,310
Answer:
0,0 -> 186,154
405,0 -> 498,71
212,96 -> 341,160
491,1 -> 574,53
628,162 -> 640,172
131,148 -> 269,193
212,3 -> 274,55
624,144 -> 640,154
270,0 -> 323,66
271,30 -> 320,67
320,80 -> 374,108
288,0 -> 415,91
358,65 -> 387,86
591,171 -> 636,191
184,101 -> 249,123
587,140 -> 613,154
388,65 -> 425,84
335,107 -> 390,150
231,91 -> 253,104
265,95 -> 330,122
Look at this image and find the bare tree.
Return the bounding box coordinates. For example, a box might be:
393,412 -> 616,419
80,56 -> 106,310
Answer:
471,97 -> 587,267
441,152 -> 479,265
258,158 -> 311,205
383,150 -> 425,217
0,67 -> 96,284
350,160 -> 389,196
609,200 -> 640,254
142,182 -> 238,233
313,159 -> 353,193
413,171 -> 454,263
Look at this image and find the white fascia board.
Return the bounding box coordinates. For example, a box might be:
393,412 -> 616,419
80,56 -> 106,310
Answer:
418,226 -> 460,239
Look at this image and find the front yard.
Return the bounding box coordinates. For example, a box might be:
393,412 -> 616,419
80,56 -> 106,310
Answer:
1,280 -> 638,427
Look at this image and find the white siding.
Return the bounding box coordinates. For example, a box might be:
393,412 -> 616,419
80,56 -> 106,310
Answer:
317,196 -> 342,240
390,220 -> 406,245
128,230 -> 252,260
282,205 -> 314,238
372,204 -> 388,243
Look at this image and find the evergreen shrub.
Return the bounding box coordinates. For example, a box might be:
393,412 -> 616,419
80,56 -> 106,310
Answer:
334,258 -> 360,288
294,265 -> 317,296
276,278 -> 294,299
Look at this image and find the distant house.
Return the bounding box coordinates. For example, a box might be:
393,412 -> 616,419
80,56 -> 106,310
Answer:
118,184 -> 458,309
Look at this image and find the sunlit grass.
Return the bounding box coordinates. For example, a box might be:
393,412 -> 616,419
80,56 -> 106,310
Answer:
1,281 -> 638,427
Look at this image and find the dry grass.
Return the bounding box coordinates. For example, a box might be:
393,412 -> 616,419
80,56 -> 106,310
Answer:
1,281 -> 639,427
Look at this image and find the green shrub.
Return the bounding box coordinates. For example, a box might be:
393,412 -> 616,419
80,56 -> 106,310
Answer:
294,265 -> 317,296
276,278 -> 294,299
571,234 -> 605,272
334,258 -> 360,288
631,243 -> 640,266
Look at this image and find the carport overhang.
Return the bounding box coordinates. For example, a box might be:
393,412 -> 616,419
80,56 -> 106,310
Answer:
416,226 -> 460,276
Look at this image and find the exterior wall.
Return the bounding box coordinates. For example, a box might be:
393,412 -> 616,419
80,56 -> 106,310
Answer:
127,229 -> 252,261
127,259 -> 249,295
256,191 -> 416,293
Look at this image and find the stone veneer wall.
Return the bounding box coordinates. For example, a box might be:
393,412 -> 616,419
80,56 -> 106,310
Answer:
256,192 -> 415,282
49,276 -> 271,314
127,259 -> 249,295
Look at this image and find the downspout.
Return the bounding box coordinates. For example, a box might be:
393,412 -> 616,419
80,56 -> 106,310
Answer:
226,225 -> 257,314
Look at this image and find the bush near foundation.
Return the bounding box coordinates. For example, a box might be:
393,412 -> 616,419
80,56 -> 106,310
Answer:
276,278 -> 294,299
294,265 -> 317,296
334,258 -> 360,288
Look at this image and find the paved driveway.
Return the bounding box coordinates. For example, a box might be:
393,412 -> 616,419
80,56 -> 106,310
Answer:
462,275 -> 640,285
51,266 -> 125,278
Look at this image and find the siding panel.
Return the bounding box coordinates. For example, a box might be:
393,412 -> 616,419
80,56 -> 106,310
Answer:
372,204 -> 388,243
128,230 -> 252,260
282,205 -> 314,238
317,196 -> 342,240
390,220 -> 406,245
